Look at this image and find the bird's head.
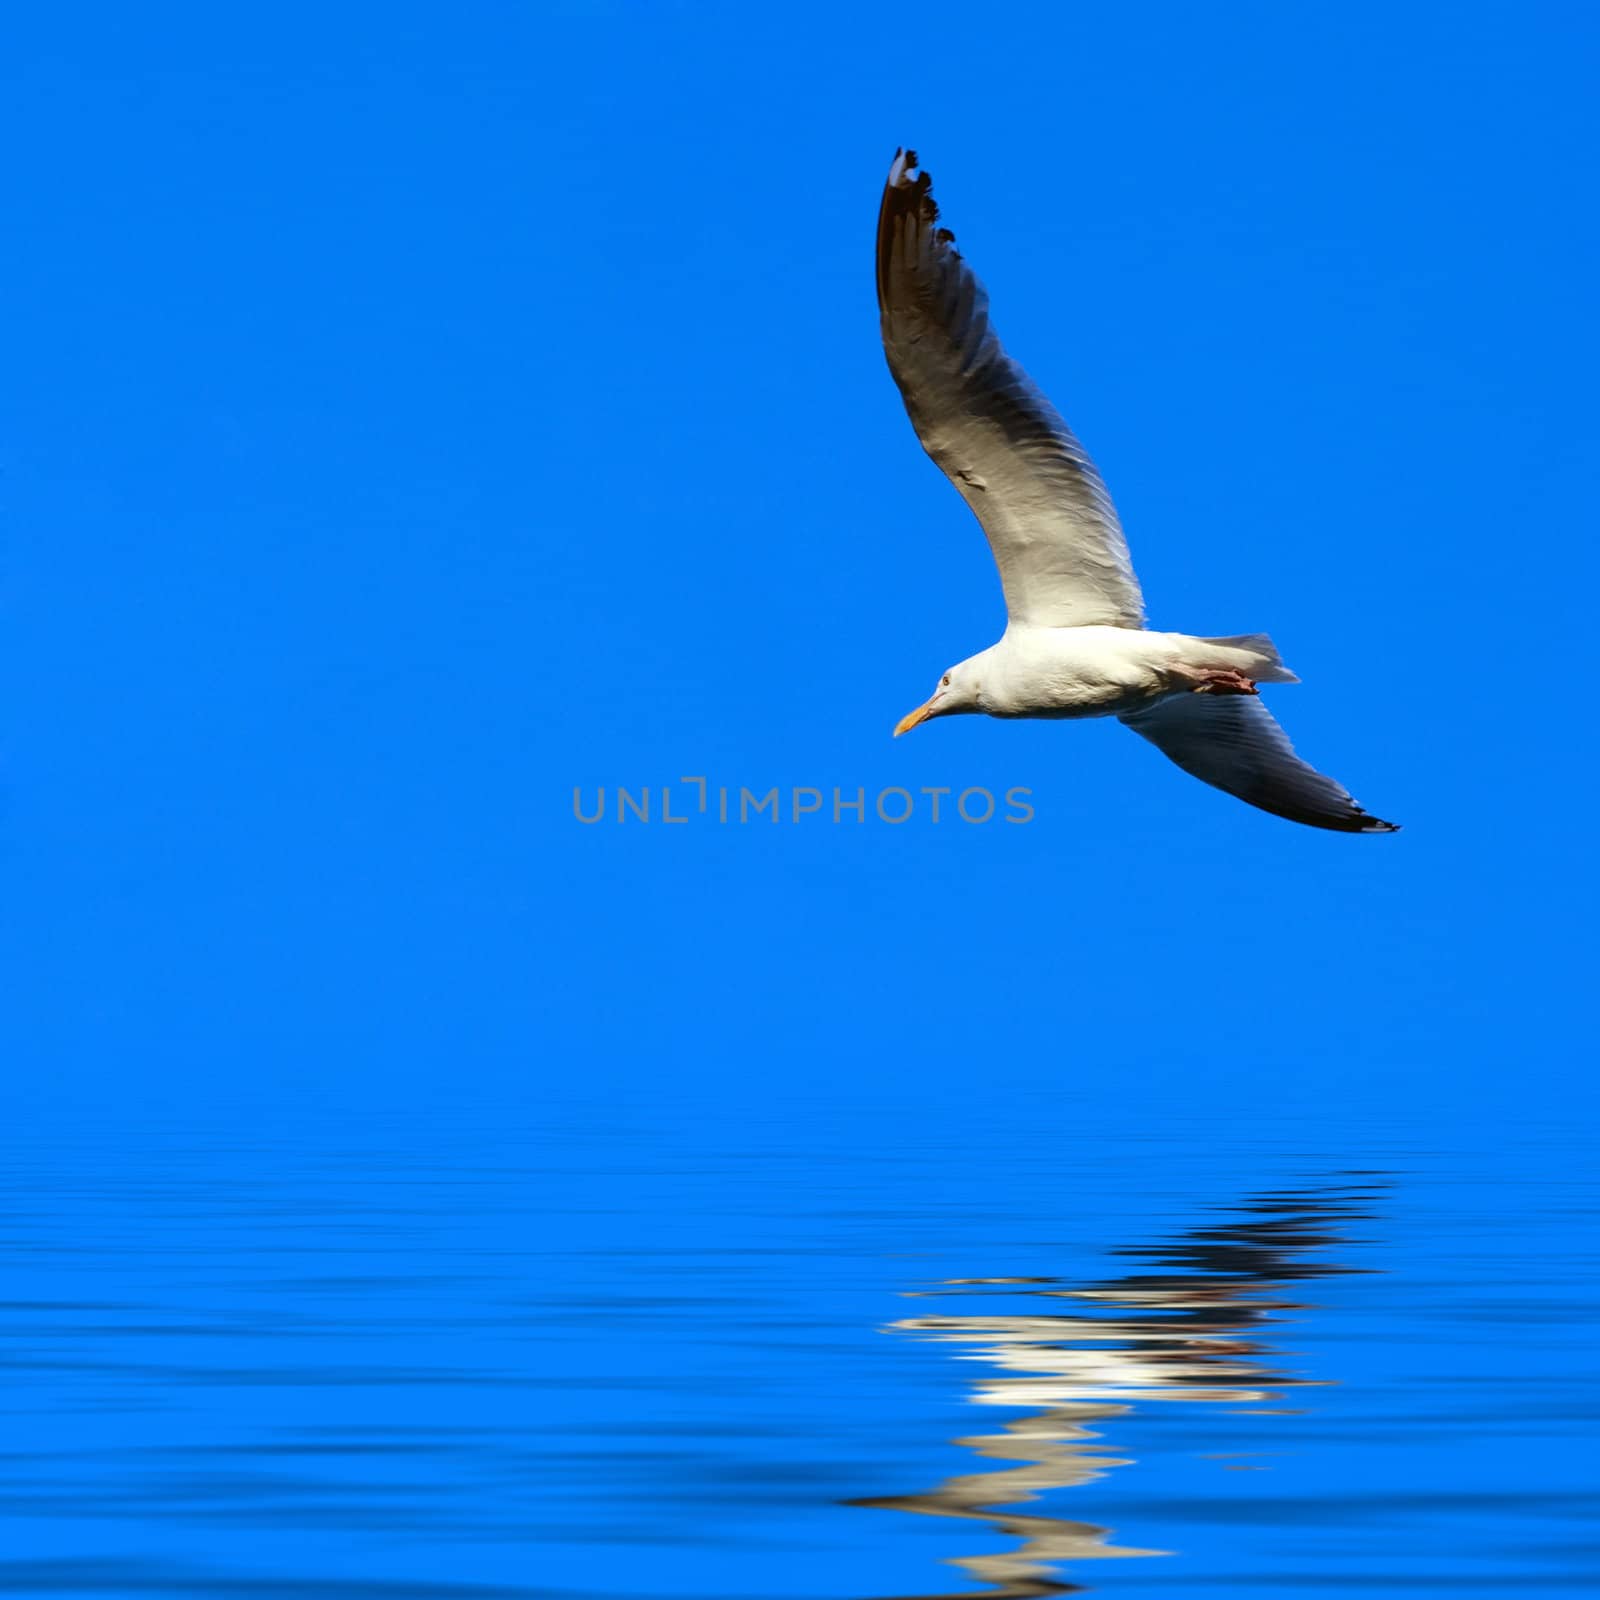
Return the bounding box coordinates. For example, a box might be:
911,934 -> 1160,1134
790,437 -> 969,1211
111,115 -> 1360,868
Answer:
894,658 -> 983,736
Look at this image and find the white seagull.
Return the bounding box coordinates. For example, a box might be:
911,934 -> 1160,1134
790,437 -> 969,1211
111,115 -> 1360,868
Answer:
879,151 -> 1397,833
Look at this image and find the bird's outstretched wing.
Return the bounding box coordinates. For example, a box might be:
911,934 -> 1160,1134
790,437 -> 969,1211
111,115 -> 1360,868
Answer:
1120,694 -> 1399,833
876,149 -> 1144,630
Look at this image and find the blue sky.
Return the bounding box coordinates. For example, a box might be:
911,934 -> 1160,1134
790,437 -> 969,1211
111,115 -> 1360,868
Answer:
7,3 -> 1598,1122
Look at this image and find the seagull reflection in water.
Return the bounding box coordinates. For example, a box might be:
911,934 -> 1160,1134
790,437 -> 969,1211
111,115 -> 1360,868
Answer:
849,1178 -> 1385,1598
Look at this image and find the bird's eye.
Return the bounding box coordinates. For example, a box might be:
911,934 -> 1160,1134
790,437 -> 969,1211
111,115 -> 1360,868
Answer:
941,674 -> 951,687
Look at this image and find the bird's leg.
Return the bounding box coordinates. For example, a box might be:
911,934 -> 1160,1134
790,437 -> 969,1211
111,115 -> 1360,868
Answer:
1189,668 -> 1259,696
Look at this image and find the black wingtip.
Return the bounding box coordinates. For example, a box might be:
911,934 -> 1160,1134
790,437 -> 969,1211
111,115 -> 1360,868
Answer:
878,153 -> 914,307
877,147 -> 951,312
883,150 -> 936,212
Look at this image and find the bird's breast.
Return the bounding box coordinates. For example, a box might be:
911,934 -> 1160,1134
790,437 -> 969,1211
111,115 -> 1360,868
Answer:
987,627 -> 1175,720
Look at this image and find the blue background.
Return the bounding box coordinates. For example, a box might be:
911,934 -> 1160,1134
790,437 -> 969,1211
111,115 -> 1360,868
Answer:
11,2 -> 1598,1122
4,9 -> 1599,1594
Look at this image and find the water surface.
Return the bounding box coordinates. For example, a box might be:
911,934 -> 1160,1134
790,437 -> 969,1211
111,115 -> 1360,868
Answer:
0,1099 -> 1594,1597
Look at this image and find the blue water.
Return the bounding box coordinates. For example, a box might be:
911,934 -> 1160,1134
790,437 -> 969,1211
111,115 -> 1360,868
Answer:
1,1099 -> 1595,1597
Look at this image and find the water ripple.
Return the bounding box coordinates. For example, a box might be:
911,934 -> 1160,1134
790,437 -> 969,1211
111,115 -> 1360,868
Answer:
0,1112 -> 1594,1597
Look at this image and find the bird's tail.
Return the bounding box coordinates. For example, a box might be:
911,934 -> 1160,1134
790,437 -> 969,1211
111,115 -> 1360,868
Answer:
1202,633 -> 1300,684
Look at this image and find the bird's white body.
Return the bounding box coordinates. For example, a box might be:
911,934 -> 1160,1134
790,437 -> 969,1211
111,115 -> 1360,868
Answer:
959,626 -> 1295,721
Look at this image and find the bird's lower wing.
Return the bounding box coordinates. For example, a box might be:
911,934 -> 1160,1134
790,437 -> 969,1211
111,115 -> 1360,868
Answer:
1120,694 -> 1398,833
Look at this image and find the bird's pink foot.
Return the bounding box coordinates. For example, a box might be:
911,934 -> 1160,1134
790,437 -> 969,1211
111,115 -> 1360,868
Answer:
1192,669 -> 1259,696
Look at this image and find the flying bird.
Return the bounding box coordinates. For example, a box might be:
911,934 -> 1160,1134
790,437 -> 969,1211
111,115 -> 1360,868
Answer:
877,150 -> 1397,833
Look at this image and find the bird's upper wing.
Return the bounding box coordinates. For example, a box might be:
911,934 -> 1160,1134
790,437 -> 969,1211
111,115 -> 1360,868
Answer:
1119,694 -> 1398,833
876,150 -> 1144,630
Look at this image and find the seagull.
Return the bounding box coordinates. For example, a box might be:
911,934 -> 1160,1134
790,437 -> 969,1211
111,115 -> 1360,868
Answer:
878,150 -> 1398,833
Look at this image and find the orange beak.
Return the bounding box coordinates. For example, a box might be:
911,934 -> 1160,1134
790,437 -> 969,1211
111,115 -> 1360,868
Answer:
893,699 -> 937,737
